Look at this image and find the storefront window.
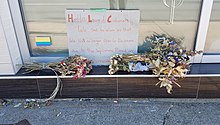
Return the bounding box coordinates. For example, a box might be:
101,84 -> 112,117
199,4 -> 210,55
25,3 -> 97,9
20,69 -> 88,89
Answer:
21,0 -> 202,56
21,0 -> 109,56
125,0 -> 202,52
204,0 -> 220,53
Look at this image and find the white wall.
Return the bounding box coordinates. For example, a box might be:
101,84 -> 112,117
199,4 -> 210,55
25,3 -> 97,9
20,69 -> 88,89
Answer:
0,0 -> 22,75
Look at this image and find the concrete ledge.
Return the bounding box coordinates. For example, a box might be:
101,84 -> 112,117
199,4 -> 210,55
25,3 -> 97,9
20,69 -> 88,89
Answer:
1,64 -> 220,98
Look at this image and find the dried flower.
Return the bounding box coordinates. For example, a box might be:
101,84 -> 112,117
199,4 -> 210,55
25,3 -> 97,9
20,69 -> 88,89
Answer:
108,34 -> 202,94
47,55 -> 92,78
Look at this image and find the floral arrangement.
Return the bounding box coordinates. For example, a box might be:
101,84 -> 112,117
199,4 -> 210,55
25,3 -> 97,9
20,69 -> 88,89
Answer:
46,55 -> 92,78
24,55 -> 92,78
23,55 -> 92,102
108,54 -> 152,75
108,34 -> 202,94
108,54 -> 150,75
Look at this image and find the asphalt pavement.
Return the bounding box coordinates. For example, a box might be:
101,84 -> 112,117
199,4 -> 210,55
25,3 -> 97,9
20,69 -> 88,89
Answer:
0,98 -> 220,125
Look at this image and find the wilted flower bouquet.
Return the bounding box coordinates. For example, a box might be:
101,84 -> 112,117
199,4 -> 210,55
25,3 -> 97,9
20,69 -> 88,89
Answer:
24,55 -> 92,78
108,34 -> 202,94
108,54 -> 150,75
23,55 -> 92,101
46,55 -> 92,78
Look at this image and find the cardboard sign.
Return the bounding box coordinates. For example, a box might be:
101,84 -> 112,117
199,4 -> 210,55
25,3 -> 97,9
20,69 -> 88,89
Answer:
66,9 -> 140,65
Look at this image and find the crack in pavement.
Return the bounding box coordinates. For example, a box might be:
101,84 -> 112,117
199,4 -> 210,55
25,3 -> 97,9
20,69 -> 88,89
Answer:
162,104 -> 174,125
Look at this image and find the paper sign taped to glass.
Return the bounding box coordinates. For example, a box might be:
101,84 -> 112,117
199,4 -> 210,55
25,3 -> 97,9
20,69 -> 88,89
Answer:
65,9 -> 140,65
35,36 -> 52,46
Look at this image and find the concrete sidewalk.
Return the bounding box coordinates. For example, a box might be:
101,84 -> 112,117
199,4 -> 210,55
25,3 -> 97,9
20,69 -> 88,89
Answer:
0,99 -> 220,125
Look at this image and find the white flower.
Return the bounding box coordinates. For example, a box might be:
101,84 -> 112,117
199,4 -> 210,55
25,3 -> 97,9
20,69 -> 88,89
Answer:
113,60 -> 118,65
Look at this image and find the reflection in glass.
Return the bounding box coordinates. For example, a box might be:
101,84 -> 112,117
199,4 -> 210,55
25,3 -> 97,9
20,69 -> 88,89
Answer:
21,0 -> 109,56
204,0 -> 220,53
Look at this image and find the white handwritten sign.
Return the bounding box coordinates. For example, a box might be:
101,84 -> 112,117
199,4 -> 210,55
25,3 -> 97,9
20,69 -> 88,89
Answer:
66,10 -> 140,65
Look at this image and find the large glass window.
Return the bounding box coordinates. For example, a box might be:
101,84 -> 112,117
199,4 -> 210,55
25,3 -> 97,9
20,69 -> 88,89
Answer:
21,0 -> 202,56
125,0 -> 202,52
21,0 -> 110,56
204,0 -> 220,53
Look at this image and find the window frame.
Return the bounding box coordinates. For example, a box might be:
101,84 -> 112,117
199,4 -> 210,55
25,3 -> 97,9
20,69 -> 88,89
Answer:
194,0 -> 215,63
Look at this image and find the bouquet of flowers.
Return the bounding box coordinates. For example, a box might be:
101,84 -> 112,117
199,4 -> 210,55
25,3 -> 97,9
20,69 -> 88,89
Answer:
108,54 -> 150,75
109,34 -> 202,94
146,34 -> 202,93
47,55 -> 92,78
23,55 -> 92,78
23,55 -> 92,102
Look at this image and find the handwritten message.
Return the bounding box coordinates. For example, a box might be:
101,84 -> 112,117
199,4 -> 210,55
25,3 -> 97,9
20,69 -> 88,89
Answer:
66,10 -> 140,65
